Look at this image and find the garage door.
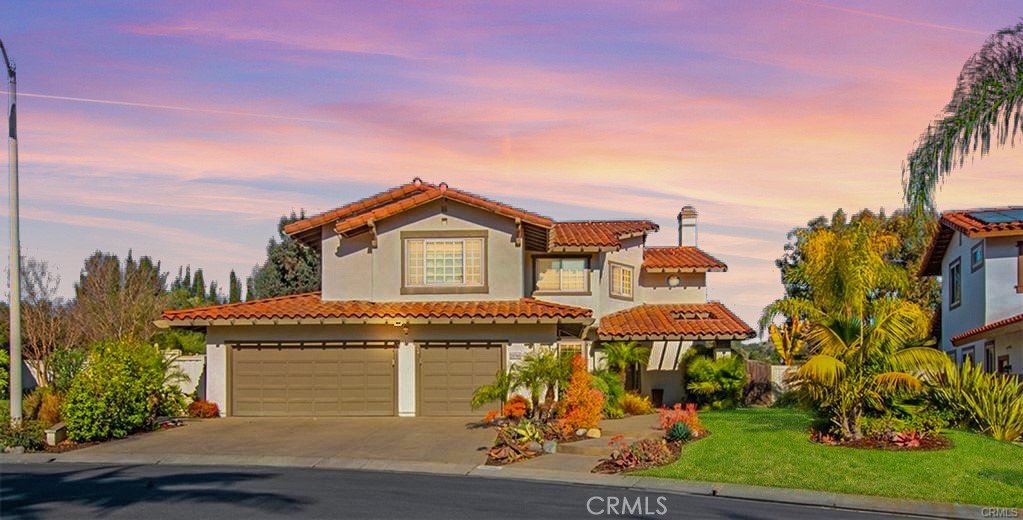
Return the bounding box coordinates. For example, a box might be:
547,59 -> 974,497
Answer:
231,344 -> 396,416
417,344 -> 503,416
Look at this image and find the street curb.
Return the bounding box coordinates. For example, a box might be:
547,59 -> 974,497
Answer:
0,453 -> 989,519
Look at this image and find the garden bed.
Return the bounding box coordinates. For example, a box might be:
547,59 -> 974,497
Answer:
592,439 -> 684,474
822,435 -> 952,451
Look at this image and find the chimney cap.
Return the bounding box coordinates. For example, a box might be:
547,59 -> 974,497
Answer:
678,206 -> 698,219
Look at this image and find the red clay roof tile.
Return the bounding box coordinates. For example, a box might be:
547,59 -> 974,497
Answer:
161,292 -> 591,322
550,221 -> 659,250
597,302 -> 754,340
643,247 -> 727,272
951,312 -> 1023,346
921,207 -> 1023,276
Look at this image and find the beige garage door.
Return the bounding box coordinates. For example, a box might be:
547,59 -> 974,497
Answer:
231,344 -> 396,416
418,344 -> 503,416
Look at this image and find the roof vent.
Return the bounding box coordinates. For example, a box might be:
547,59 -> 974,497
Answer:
438,182 -> 448,192
412,177 -> 422,187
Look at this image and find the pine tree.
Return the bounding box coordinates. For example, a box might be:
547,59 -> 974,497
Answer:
246,211 -> 321,300
228,270 -> 242,303
192,268 -> 206,300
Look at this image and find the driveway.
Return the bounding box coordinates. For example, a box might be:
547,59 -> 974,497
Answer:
62,417 -> 495,466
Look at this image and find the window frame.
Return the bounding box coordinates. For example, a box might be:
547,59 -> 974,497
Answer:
970,242 -> 984,272
400,230 -> 488,295
532,255 -> 591,295
608,261 -> 635,301
948,257 -> 962,310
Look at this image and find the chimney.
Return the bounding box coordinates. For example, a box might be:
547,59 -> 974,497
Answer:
678,206 -> 697,247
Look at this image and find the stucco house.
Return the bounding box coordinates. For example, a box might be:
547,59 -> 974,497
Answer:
921,207 -> 1023,375
157,179 -> 753,417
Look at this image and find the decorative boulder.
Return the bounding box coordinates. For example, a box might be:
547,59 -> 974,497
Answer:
575,428 -> 587,437
526,441 -> 543,453
585,428 -> 602,439
542,440 -> 558,454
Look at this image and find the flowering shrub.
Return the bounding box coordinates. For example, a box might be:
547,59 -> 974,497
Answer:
558,355 -> 605,435
622,393 -> 654,416
658,403 -> 705,436
503,394 -> 530,419
187,400 -> 220,419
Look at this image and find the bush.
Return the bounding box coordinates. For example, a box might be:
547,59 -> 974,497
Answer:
592,370 -> 625,419
21,388 -> 44,420
38,391 -> 63,428
621,393 -> 654,416
665,421 -> 692,443
861,410 -> 948,440
187,400 -> 220,418
557,355 -> 605,434
502,394 -> 530,418
47,348 -> 87,394
685,355 -> 746,409
0,420 -> 45,450
605,438 -> 675,470
0,347 -> 8,397
658,403 -> 706,435
62,340 -> 165,441
929,362 -> 1023,441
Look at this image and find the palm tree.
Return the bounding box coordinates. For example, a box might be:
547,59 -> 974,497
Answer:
764,222 -> 949,439
513,347 -> 572,409
767,318 -> 806,366
903,21 -> 1023,223
470,369 -> 513,410
601,341 -> 650,387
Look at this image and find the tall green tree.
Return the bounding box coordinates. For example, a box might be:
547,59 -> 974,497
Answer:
228,270 -> 243,303
903,21 -> 1023,221
191,268 -> 206,301
247,211 -> 321,300
763,224 -> 949,440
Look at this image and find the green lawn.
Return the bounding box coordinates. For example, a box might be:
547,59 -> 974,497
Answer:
638,407 -> 1023,507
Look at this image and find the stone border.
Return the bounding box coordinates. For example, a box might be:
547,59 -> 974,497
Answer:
1,452 -> 989,519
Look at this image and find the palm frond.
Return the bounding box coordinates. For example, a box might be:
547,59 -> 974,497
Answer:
797,355 -> 846,385
873,371 -> 923,394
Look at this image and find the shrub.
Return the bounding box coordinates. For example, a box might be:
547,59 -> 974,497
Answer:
21,388 -> 44,420
592,369 -> 625,419
622,393 -> 654,416
861,411 -> 947,441
187,400 -> 220,419
503,394 -> 530,419
62,340 -> 165,441
685,354 -> 746,409
0,420 -> 45,450
605,438 -> 675,470
928,362 -> 1023,441
46,348 -> 88,395
38,391 -> 63,428
658,403 -> 705,435
665,421 -> 691,443
482,410 -> 500,424
0,347 -> 8,396
558,355 -> 605,434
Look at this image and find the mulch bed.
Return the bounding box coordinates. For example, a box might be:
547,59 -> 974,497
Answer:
836,435 -> 952,451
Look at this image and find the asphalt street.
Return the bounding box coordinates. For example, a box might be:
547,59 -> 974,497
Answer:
0,463 -> 923,519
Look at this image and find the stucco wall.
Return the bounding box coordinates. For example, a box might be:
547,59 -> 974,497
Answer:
639,271 -> 706,304
321,199 -> 525,301
983,236 -> 1023,324
940,230 -> 986,351
203,322 -> 559,416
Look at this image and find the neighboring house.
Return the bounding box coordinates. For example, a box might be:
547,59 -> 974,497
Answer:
921,207 -> 1023,376
157,179 -> 753,417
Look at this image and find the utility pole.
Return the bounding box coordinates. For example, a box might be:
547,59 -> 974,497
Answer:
1,38 -> 21,423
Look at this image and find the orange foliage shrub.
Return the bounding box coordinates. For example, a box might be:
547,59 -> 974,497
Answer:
558,355 -> 605,434
503,394 -> 530,418
483,410 -> 500,424
187,400 -> 220,419
658,403 -> 705,435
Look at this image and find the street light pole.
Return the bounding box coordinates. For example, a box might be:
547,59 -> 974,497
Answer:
1,38 -> 21,423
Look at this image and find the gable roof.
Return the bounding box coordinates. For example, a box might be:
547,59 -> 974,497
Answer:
283,178 -> 553,247
921,207 -> 1023,276
549,220 -> 659,251
597,302 -> 754,340
643,246 -> 727,272
158,292 -> 592,326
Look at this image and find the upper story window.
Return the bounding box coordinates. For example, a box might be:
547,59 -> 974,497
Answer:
402,231 -> 487,294
970,242 -> 984,272
609,262 -> 634,300
534,257 -> 589,294
949,257 -> 962,310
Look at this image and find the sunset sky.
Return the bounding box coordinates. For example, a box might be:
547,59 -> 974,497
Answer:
3,1 -> 1022,329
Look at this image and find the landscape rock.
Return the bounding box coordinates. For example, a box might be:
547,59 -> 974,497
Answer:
575,428 -> 587,437
526,441 -> 543,453
585,428 -> 601,439
542,440 -> 558,454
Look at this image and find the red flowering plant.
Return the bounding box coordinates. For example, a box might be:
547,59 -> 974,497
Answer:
657,403 -> 705,437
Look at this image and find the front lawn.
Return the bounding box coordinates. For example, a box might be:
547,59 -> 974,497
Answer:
638,407 -> 1023,507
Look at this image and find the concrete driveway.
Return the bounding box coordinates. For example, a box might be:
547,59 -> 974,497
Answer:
62,417 -> 495,466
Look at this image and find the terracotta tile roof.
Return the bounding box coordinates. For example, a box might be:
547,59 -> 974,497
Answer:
550,221 -> 659,250
643,247 -> 727,272
283,179 -> 553,239
160,292 -> 591,323
334,183 -> 553,235
921,207 -> 1023,276
951,312 -> 1023,346
597,302 -> 754,340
